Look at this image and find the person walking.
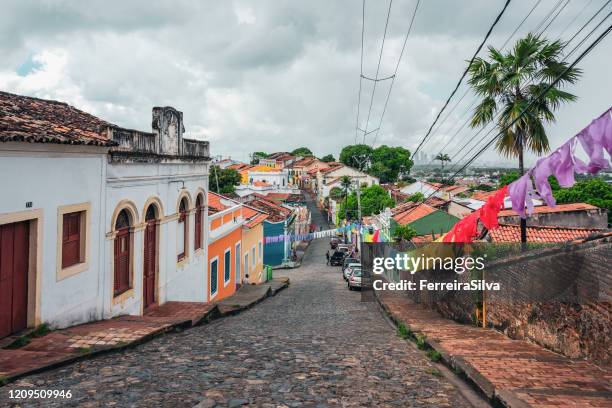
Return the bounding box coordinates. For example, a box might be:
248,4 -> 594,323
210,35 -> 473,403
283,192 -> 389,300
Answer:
325,250 -> 330,265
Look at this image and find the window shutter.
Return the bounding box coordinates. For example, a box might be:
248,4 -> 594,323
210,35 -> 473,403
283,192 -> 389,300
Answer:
62,212 -> 81,268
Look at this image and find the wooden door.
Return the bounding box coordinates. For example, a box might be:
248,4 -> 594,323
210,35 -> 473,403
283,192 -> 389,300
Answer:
114,228 -> 130,295
0,221 -> 30,339
143,221 -> 156,309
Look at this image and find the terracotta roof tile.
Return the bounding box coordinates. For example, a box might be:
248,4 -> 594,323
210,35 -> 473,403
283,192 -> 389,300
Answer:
207,191 -> 239,214
489,223 -> 606,243
242,205 -> 268,228
471,190 -> 496,201
0,91 -> 117,146
247,198 -> 292,222
393,203 -> 437,225
497,203 -> 600,217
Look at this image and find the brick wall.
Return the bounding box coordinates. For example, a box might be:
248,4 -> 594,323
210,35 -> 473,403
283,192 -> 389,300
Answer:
385,237 -> 611,367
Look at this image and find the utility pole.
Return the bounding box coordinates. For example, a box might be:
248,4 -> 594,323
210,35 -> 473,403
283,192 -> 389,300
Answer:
356,179 -> 362,223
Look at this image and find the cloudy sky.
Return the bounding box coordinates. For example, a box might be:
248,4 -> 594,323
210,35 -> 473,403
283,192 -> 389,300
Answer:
1,0 -> 610,167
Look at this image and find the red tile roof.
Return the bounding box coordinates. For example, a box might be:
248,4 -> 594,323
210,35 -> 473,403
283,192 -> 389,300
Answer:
471,191 -> 495,201
320,163 -> 344,174
242,205 -> 268,228
489,223 -> 606,243
425,196 -> 449,208
253,180 -> 271,187
264,192 -> 290,201
497,203 -> 600,217
393,204 -> 437,225
207,192 -> 240,214
0,91 -> 117,146
227,163 -> 251,171
247,198 -> 292,222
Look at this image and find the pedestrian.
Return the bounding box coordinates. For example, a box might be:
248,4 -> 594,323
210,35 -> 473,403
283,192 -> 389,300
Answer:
325,250 -> 330,265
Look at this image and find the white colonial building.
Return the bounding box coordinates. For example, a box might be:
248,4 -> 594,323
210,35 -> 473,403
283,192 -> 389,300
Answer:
0,91 -> 210,337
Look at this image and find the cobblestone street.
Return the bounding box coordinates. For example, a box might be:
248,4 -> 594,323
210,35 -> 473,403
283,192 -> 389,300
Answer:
1,196 -> 471,407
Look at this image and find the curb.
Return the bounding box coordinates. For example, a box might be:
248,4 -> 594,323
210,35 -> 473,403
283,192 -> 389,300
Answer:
375,293 -> 530,408
1,279 -> 290,386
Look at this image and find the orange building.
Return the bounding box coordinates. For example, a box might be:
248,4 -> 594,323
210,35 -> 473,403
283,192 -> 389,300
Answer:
207,192 -> 244,302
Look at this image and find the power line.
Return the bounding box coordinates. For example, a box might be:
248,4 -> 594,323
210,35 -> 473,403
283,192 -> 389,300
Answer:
371,0 -> 421,146
411,0 -> 512,157
361,0 -> 394,144
424,0 -> 601,172
444,4 -> 612,174
536,0 -> 570,36
398,21 -> 612,221
354,0 -> 366,143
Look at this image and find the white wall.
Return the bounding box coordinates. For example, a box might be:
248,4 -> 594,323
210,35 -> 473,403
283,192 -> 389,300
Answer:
0,143 -> 107,329
104,161 -> 209,319
247,170 -> 288,187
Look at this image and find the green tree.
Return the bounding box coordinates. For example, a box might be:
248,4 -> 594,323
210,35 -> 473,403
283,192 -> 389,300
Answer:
552,177 -> 612,224
434,153 -> 451,171
210,166 -> 242,194
291,147 -> 313,156
320,154 -> 335,162
339,144 -> 373,171
498,171 -> 520,187
329,186 -> 345,202
393,224 -> 417,242
468,33 -> 581,243
370,145 -> 414,183
250,151 -> 268,165
407,192 -> 426,203
472,184 -> 494,192
339,184 -> 394,219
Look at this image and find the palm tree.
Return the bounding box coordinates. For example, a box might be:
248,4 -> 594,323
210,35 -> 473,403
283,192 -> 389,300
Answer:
467,33 -> 581,243
434,153 -> 451,171
340,176 -> 352,221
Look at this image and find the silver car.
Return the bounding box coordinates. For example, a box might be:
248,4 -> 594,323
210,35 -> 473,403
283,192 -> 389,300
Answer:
344,263 -> 361,281
348,268 -> 362,290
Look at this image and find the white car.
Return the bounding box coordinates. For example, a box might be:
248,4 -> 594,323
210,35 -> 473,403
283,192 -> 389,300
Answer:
343,263 -> 361,281
348,268 -> 362,290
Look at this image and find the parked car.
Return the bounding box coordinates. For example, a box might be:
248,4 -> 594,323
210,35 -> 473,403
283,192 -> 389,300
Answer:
342,257 -> 359,273
329,251 -> 346,266
344,263 -> 361,280
348,268 -> 362,290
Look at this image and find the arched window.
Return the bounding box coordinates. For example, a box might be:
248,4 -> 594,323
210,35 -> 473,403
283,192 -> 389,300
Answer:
194,195 -> 204,250
177,198 -> 188,261
114,209 -> 132,295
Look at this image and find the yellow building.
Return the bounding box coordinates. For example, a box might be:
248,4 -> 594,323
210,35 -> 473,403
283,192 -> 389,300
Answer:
241,205 -> 268,284
239,164 -> 280,184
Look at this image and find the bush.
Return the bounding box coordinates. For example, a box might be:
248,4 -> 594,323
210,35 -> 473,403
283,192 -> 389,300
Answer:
427,349 -> 442,362
416,334 -> 427,350
397,323 -> 412,339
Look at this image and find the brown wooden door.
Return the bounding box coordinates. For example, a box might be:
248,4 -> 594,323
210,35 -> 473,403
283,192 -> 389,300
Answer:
0,221 -> 30,339
143,221 -> 156,309
114,228 -> 130,296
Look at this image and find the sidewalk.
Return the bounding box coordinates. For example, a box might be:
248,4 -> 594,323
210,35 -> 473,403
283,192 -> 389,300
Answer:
0,278 -> 289,384
377,292 -> 612,408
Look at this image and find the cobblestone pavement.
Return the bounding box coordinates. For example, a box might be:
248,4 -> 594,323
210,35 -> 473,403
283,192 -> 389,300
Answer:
0,195 -> 471,407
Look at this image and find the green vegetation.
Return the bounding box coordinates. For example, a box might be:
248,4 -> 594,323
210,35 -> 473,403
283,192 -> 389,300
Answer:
468,33 -> 581,176
416,334 -> 427,350
427,349 -> 442,363
393,225 -> 417,242
0,376 -> 8,386
471,183 -> 494,192
30,323 -> 50,338
397,323 -> 412,339
250,151 -> 268,164
210,165 -> 242,195
498,171 -> 520,187
329,186 -> 345,202
338,184 -> 394,220
4,324 -> 51,349
552,177 -> 612,224
339,144 -> 414,183
407,192 -> 426,203
434,153 -> 451,171
427,368 -> 443,377
78,346 -> 92,354
291,147 -> 313,156
320,154 -> 335,162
